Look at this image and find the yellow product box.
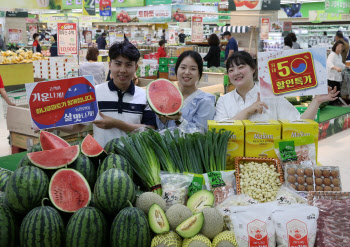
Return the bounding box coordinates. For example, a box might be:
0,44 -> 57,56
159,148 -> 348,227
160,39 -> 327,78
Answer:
243,120 -> 281,158
279,119 -> 319,160
208,120 -> 244,170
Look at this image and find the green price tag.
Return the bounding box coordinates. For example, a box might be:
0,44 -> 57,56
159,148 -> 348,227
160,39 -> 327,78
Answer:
279,141 -> 297,162
188,176 -> 203,197
207,171 -> 226,188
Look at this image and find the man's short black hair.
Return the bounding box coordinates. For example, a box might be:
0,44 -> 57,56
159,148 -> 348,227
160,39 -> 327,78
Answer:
102,32 -> 107,37
223,31 -> 231,37
336,32 -> 344,39
33,33 -> 39,40
159,40 -> 165,47
109,40 -> 140,63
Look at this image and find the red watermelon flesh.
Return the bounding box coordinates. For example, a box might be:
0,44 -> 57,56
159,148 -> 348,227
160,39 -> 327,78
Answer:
81,134 -> 105,157
146,79 -> 183,115
27,145 -> 80,169
40,131 -> 70,150
49,169 -> 91,213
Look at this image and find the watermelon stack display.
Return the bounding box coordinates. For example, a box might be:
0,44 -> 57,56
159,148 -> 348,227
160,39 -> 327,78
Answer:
0,168 -> 13,191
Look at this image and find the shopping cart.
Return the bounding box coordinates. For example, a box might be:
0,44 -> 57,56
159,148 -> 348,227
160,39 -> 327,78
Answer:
0,88 -> 27,118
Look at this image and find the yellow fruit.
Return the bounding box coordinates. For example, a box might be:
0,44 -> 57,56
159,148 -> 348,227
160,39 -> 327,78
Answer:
182,234 -> 211,247
211,231 -> 237,247
151,231 -> 182,247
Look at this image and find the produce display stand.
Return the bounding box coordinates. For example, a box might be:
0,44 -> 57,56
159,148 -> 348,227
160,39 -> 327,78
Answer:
0,63 -> 34,86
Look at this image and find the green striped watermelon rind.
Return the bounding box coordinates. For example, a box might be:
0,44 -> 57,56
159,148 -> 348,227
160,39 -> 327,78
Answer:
66,207 -> 107,247
146,79 -> 184,116
27,145 -> 80,170
104,138 -> 119,154
97,153 -> 133,180
0,203 -> 16,247
70,154 -> 97,189
0,168 -> 13,192
49,168 -> 91,213
19,205 -> 65,247
110,203 -> 151,247
40,131 -> 70,151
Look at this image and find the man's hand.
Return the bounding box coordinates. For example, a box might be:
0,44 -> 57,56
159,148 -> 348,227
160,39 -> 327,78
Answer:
92,112 -> 117,129
315,86 -> 340,104
244,93 -> 269,115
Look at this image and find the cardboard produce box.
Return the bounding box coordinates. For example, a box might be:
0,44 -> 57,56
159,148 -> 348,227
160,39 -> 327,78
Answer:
6,105 -> 92,150
279,119 -> 319,160
243,120 -> 281,158
208,120 -> 244,170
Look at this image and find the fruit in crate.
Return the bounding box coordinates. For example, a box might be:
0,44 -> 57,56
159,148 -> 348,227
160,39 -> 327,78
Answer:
0,49 -> 48,64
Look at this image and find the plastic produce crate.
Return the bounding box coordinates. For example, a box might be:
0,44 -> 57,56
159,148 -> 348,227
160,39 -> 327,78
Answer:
1,89 -> 27,118
159,57 -> 169,65
159,65 -> 169,73
169,57 -> 178,65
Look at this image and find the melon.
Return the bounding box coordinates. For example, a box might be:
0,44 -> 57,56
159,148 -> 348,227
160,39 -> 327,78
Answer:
81,134 -> 105,157
49,169 -> 91,213
146,79 -> 183,115
27,145 -> 80,169
40,131 -> 70,150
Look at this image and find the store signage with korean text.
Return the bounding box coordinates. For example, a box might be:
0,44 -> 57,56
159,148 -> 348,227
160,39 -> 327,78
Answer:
168,30 -> 176,44
258,48 -> 328,98
26,76 -> 98,130
145,0 -> 171,4
283,22 -> 292,32
57,23 -> 78,55
100,0 -> 112,16
260,18 -> 269,40
172,5 -> 218,22
29,26 -> 37,36
325,0 -> 350,14
6,11 -> 28,17
83,0 -> 96,16
8,29 -> 20,43
116,5 -> 172,23
191,16 -> 203,43
62,0 -> 145,9
309,10 -> 350,22
229,0 -> 280,11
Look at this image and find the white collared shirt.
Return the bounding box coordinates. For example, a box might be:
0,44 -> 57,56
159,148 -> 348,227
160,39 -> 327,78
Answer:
214,84 -> 300,121
327,51 -> 345,82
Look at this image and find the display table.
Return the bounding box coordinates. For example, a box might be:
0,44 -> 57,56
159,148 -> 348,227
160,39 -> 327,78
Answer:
0,63 -> 34,86
185,41 -> 228,46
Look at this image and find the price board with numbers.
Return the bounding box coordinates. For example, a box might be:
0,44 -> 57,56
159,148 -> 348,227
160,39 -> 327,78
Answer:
25,76 -> 98,130
258,48 -> 328,98
191,16 -> 203,43
57,23 -> 78,56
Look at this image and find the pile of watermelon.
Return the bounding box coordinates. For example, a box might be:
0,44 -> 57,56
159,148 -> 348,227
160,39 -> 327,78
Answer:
0,131 -> 150,247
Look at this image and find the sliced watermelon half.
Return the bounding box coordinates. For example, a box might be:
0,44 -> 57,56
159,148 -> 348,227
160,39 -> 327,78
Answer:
49,169 -> 91,213
146,79 -> 183,115
81,134 -> 105,157
40,131 -> 70,150
27,145 -> 80,169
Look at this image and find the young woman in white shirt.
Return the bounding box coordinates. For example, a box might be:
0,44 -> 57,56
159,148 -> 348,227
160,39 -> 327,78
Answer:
215,51 -> 340,121
327,40 -> 347,105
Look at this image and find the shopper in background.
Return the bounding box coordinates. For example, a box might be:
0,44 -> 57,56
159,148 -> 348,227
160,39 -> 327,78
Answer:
33,33 -> 41,53
283,36 -> 293,50
0,35 -> 6,51
161,30 -> 166,43
157,40 -> 166,58
203,34 -> 221,68
223,31 -> 238,63
0,75 -> 15,106
96,33 -> 107,50
79,47 -> 106,86
327,40 -> 347,105
214,51 -> 339,121
288,33 -> 301,49
157,50 -> 215,131
50,34 -> 58,57
178,29 -> 186,44
335,32 -> 349,64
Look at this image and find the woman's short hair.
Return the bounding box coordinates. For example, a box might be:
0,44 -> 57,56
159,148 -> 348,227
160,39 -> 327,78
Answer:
86,47 -> 99,61
226,51 -> 257,74
284,36 -> 293,48
208,34 -> 220,46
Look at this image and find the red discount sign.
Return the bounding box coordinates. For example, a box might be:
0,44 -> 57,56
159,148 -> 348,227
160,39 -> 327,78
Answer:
57,23 -> 77,55
268,52 -> 317,95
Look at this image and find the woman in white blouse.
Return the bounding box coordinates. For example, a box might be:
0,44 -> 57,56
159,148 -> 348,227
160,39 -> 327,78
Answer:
327,40 -> 346,105
79,47 -> 106,85
215,51 -> 339,121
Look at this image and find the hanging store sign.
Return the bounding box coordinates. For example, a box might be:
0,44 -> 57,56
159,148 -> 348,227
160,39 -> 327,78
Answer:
29,26 -> 37,36
26,76 -> 98,130
100,0 -> 112,16
309,10 -> 350,22
116,5 -> 172,23
145,0 -> 171,4
258,48 -> 328,98
62,0 -> 144,9
191,16 -> 203,43
83,0 -> 96,16
8,29 -> 20,43
6,11 -> 28,18
325,0 -> 350,14
57,23 -> 78,56
172,5 -> 218,22
260,18 -> 269,40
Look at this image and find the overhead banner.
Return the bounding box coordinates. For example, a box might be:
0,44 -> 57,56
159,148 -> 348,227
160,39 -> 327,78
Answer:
57,23 -> 78,55
146,0 -> 171,4
100,0 -> 112,16
172,5 -> 218,22
1,2 -> 59,10
26,76 -> 98,130
258,48 -> 328,98
191,16 -> 203,43
83,0 -> 96,16
116,5 -> 172,23
260,18 -> 269,40
309,10 -> 350,22
325,0 -> 350,14
229,0 -> 280,11
62,0 -> 144,9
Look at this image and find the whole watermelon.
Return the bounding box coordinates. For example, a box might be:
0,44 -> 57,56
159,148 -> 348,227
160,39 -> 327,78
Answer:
94,168 -> 136,216
110,203 -> 151,247
28,143 -> 42,153
20,205 -> 64,247
104,138 -> 119,154
70,154 -> 97,188
66,207 -> 107,247
0,168 -> 13,192
5,166 -> 49,214
0,203 -> 16,247
17,155 -> 33,169
98,154 -> 133,179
